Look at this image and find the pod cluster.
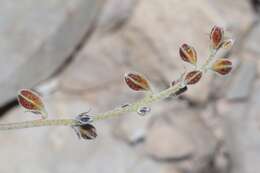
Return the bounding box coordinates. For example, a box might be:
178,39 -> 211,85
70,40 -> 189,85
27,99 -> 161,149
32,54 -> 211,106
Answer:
179,26 -> 233,86
124,26 -> 234,93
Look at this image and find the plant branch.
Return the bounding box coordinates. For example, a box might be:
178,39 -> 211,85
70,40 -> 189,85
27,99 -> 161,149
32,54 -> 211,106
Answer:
0,26 -> 233,137
0,83 -> 183,130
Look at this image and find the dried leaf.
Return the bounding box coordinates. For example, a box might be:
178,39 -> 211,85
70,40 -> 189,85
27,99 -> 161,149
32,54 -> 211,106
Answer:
179,44 -> 197,65
210,26 -> 224,49
17,89 -> 47,119
185,71 -> 202,85
211,59 -> 232,75
124,72 -> 151,91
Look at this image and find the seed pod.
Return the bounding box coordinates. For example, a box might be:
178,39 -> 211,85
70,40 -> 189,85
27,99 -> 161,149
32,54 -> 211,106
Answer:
220,39 -> 234,50
211,59 -> 232,75
210,26 -> 224,49
124,72 -> 151,91
79,124 -> 97,140
17,89 -> 47,119
185,71 -> 202,85
179,44 -> 197,65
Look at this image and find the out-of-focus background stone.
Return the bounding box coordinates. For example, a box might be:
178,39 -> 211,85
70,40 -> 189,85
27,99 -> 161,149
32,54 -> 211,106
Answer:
0,0 -> 260,173
0,0 -> 104,106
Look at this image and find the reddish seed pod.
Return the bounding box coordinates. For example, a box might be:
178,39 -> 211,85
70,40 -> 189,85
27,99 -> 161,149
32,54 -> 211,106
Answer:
185,70 -> 202,85
210,26 -> 224,49
17,89 -> 47,118
211,59 -> 232,75
179,44 -> 197,65
124,72 -> 151,91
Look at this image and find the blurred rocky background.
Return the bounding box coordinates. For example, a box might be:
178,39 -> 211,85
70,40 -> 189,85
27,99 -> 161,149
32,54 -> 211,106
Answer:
0,0 -> 260,173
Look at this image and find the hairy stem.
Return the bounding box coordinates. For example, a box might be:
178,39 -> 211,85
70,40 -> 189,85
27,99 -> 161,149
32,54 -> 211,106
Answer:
92,83 -> 182,121
0,83 -> 182,130
0,119 -> 78,130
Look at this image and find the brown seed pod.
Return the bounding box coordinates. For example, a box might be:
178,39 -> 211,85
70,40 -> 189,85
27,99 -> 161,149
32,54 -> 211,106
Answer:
210,26 -> 224,49
211,59 -> 232,75
17,89 -> 47,118
79,124 -> 98,140
179,44 -> 197,65
124,72 -> 151,91
185,70 -> 202,85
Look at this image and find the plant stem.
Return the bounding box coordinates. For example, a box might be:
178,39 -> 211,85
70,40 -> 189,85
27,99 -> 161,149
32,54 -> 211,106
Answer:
201,48 -> 217,72
0,119 -> 78,130
0,47 -> 215,131
92,83 -> 182,121
0,47 -> 218,130
0,83 -> 182,130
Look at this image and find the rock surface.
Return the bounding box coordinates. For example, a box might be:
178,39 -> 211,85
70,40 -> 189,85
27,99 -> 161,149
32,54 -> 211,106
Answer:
145,108 -> 218,172
217,80 -> 260,173
0,0 -> 103,106
226,60 -> 257,100
145,120 -> 194,161
244,20 -> 260,56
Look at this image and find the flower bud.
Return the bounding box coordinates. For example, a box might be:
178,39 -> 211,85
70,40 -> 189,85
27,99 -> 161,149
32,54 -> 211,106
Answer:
184,71 -> 202,85
179,44 -> 197,65
17,89 -> 47,119
210,26 -> 224,49
124,72 -> 151,91
211,59 -> 232,75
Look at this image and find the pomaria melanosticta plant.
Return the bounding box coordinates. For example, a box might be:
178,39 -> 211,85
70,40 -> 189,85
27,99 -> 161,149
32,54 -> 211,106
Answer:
0,26 -> 234,140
